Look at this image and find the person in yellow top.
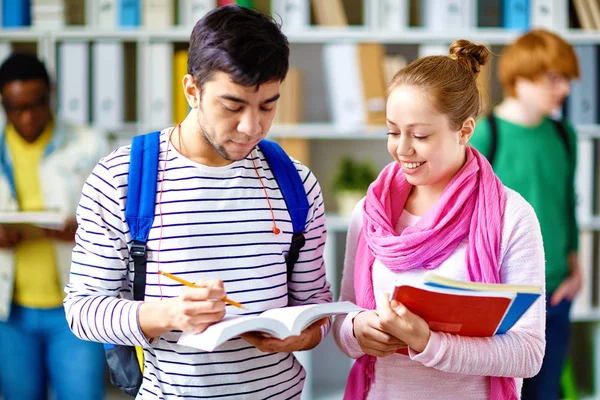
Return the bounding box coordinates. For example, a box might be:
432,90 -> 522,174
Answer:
0,53 -> 108,400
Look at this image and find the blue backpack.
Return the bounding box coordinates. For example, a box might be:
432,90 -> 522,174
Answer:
104,131 -> 309,396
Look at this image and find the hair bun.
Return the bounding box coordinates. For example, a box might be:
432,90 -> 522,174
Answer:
448,40 -> 490,75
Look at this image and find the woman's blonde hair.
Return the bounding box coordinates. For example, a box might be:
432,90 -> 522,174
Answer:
389,40 -> 490,130
498,29 -> 580,97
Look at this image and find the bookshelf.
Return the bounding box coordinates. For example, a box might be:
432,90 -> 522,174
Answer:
3,0 -> 600,398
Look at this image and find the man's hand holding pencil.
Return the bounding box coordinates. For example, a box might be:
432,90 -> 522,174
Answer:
138,277 -> 228,339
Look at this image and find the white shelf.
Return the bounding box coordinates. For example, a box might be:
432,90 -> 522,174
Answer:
5,27 -> 600,45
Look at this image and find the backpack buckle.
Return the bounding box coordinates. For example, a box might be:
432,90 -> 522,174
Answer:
130,241 -> 146,259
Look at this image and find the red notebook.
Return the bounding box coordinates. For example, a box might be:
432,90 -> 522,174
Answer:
391,283 -> 515,355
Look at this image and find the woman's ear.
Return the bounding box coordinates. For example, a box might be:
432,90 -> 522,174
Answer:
183,74 -> 200,109
459,117 -> 475,145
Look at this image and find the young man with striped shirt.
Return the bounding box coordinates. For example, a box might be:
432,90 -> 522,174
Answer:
64,5 -> 332,399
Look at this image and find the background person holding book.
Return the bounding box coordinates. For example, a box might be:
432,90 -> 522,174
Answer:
333,40 -> 546,400
63,5 -> 333,399
469,30 -> 580,400
0,53 -> 108,400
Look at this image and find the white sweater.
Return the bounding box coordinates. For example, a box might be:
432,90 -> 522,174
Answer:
333,188 -> 546,400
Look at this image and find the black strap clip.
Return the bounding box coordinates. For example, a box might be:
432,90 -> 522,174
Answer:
130,241 -> 147,260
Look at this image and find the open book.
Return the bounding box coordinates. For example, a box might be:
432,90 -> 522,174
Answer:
0,211 -> 68,238
391,272 -> 542,343
177,301 -> 362,352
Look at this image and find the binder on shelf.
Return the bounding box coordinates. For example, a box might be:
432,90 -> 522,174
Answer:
178,0 -> 215,27
530,0 -> 568,30
572,231 -> 593,319
382,55 -> 407,86
173,49 -> 189,124
576,138 -> 594,224
2,0 -> 31,27
503,0 -> 529,30
421,0 -> 476,31
357,43 -> 387,125
92,41 -> 124,129
148,43 -> 173,127
0,42 -> 8,131
311,0 -> 347,26
478,0 -> 502,27
143,0 -> 173,28
271,0 -> 309,31
273,67 -> 303,124
64,0 -> 85,25
365,0 -> 408,31
235,0 -> 254,8
31,1 -> 65,29
567,46 -> 597,125
272,67 -> 308,165
58,41 -> 89,125
120,0 -> 140,27
323,43 -> 366,128
86,0 -> 117,28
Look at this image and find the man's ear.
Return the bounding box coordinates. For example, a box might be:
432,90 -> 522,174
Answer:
183,74 -> 200,109
459,117 -> 475,145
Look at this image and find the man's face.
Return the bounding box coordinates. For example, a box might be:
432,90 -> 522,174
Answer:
195,72 -> 281,165
514,71 -> 571,116
1,79 -> 51,143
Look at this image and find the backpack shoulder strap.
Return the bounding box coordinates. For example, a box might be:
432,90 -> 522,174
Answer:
258,139 -> 309,281
550,118 -> 571,158
487,114 -> 499,166
126,131 -> 160,301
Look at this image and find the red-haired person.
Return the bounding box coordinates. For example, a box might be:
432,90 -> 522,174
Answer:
470,30 -> 581,400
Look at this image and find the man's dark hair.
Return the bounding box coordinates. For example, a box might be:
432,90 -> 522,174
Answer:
0,53 -> 50,92
188,5 -> 289,89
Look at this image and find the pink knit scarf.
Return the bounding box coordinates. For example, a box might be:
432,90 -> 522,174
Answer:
343,147 -> 517,400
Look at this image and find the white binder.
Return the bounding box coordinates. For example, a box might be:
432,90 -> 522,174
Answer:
178,0 -> 215,27
271,0 -> 309,31
143,0 -> 173,28
148,42 -> 173,127
92,41 -> 124,129
58,41 -> 89,125
86,0 -> 117,28
422,0 -> 476,30
322,43 -> 366,128
530,0 -> 568,30
365,0 -> 408,31
567,46 -> 597,124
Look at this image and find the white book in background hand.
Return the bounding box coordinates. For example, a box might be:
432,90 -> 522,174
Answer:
0,211 -> 68,230
177,301 -> 362,352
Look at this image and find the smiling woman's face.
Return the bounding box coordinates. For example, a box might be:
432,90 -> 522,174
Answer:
385,84 -> 472,194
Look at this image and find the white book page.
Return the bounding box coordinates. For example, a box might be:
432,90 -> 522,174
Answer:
260,302 -> 363,335
177,315 -> 289,352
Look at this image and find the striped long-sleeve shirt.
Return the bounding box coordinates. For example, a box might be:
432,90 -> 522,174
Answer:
64,130 -> 333,399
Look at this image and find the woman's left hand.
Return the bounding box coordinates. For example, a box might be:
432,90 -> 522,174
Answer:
377,292 -> 431,353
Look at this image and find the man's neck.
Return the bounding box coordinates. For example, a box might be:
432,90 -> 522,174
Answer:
173,113 -> 232,167
494,98 -> 545,127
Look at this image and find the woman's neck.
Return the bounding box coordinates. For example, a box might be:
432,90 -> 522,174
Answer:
495,98 -> 545,126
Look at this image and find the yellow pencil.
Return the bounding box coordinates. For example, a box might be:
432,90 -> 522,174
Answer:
158,270 -> 246,310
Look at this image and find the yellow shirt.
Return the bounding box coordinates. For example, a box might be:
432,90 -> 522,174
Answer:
6,122 -> 64,308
